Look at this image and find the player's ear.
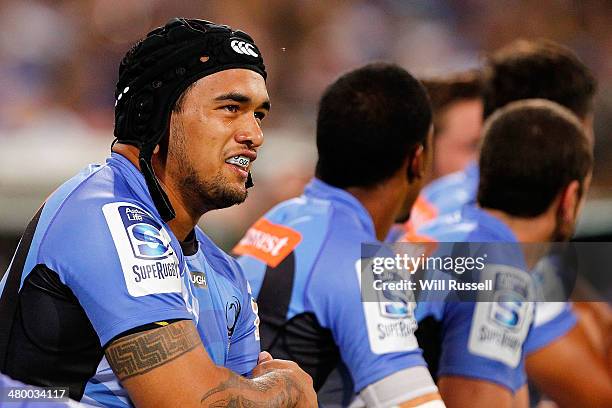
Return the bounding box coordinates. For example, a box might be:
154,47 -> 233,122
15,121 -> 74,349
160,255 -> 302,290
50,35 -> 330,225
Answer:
407,144 -> 425,182
557,180 -> 581,224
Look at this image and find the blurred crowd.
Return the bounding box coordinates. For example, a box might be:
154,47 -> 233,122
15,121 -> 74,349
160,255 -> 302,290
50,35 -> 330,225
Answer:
1,0 -> 612,251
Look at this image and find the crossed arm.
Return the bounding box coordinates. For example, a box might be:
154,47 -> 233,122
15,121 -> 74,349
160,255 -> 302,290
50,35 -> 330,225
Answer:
105,320 -> 317,407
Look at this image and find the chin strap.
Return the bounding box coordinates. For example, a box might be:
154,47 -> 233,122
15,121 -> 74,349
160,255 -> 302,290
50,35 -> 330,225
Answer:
139,153 -> 176,222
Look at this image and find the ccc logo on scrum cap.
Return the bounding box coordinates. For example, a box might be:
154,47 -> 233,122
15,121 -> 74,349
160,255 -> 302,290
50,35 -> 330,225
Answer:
230,39 -> 259,58
127,223 -> 173,260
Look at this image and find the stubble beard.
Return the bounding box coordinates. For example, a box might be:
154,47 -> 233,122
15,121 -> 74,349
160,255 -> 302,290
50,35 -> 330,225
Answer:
168,127 -> 247,213
179,165 -> 248,212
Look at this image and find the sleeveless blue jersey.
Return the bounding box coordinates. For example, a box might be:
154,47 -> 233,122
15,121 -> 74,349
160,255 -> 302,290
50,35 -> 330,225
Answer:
0,153 -> 260,407
235,178 -> 426,394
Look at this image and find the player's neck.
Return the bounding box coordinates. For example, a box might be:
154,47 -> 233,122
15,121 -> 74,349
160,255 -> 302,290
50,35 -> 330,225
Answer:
347,178 -> 407,241
481,207 -> 555,242
112,144 -> 197,241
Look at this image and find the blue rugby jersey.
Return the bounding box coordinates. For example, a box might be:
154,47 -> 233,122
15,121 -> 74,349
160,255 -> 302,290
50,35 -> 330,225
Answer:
404,161 -> 578,358
0,153 -> 259,407
403,161 -> 479,237
234,178 -> 427,395
414,205 -> 535,392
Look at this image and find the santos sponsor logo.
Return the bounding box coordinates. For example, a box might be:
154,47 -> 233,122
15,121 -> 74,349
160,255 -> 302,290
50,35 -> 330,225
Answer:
240,227 -> 288,258
232,218 -> 302,267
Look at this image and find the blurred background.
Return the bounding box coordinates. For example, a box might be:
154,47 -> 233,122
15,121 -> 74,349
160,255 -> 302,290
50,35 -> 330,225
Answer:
1,0 -> 612,271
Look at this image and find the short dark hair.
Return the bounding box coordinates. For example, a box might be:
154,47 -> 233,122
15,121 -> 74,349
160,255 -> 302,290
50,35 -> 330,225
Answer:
483,39 -> 597,120
421,70 -> 482,133
315,63 -> 432,188
478,99 -> 593,217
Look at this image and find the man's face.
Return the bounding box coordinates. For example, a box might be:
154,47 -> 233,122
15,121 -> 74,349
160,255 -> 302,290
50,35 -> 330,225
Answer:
432,98 -> 483,179
166,69 -> 270,212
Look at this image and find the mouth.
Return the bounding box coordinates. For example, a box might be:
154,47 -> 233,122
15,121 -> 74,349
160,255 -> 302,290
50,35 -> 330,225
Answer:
224,153 -> 256,180
225,155 -> 252,170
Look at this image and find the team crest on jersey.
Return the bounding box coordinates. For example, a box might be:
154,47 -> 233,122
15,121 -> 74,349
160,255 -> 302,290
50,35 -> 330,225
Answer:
103,202 -> 182,297
226,296 -> 242,338
232,218 -> 302,267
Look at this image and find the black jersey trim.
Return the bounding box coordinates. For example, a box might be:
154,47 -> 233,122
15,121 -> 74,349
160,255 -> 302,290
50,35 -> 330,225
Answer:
0,204 -> 44,371
180,229 -> 198,256
257,250 -> 296,349
105,318 -> 189,348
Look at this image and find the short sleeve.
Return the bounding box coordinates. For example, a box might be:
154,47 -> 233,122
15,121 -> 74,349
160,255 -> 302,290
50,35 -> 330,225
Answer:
437,300 -> 532,392
309,251 -> 426,393
40,201 -> 192,346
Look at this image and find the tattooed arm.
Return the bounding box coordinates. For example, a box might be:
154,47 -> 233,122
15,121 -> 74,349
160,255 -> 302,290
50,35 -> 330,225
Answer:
105,320 -> 317,408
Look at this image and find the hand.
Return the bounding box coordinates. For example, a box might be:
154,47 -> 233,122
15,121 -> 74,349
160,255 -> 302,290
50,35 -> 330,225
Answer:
252,355 -> 317,408
257,351 -> 273,364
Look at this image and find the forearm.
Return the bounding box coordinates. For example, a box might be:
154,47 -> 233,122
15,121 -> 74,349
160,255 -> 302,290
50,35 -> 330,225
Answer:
199,367 -> 302,407
438,376 -> 513,408
105,320 -> 310,408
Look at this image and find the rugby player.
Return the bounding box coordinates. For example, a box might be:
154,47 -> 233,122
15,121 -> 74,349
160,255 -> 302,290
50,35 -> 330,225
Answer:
404,39 -> 596,233
415,99 -> 612,407
0,18 -> 316,407
397,71 -> 482,241
406,39 -> 612,407
234,63 -> 446,407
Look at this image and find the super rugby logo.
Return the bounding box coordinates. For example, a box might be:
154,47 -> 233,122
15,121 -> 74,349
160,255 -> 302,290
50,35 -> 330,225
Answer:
127,222 -> 174,260
376,272 -> 414,319
489,270 -> 532,331
103,202 -> 182,297
490,292 -> 527,330
230,39 -> 259,57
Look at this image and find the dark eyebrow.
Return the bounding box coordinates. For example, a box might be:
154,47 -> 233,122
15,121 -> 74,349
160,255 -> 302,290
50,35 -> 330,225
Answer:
214,92 -> 270,111
260,100 -> 271,112
215,92 -> 250,103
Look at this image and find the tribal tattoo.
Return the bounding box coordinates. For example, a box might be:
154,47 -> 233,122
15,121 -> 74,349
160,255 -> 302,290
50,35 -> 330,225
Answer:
200,371 -> 302,407
105,320 -> 200,381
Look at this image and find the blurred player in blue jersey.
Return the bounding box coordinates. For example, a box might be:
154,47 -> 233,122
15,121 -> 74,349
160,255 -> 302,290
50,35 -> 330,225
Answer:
404,39 -> 612,407
234,63 -> 447,407
415,99 -> 610,407
0,18 -> 316,408
404,39 -> 597,233
396,71 -> 483,242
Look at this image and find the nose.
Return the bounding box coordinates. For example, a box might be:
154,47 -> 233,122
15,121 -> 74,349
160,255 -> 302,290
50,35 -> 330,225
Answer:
234,114 -> 264,149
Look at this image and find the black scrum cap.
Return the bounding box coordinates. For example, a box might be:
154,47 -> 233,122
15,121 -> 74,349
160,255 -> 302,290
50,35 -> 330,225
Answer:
114,18 -> 266,221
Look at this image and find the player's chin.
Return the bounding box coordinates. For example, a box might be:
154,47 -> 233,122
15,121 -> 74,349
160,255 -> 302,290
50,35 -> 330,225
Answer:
222,180 -> 249,205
